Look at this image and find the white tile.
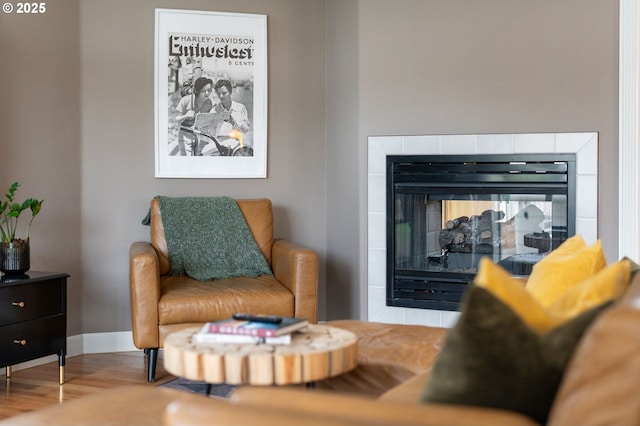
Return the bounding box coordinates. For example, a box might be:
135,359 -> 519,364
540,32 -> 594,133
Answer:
368,286 -> 404,323
513,133 -> 555,152
576,175 -> 598,219
367,248 -> 386,287
403,135 -> 440,154
576,217 -> 598,245
369,306 -> 405,324
475,134 -> 515,154
575,136 -> 598,175
555,132 -> 594,153
440,135 -> 476,154
368,137 -> 402,174
368,212 -> 386,249
367,174 -> 386,213
404,308 -> 443,328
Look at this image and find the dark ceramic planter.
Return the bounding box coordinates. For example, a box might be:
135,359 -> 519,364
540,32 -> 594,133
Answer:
0,240 -> 30,275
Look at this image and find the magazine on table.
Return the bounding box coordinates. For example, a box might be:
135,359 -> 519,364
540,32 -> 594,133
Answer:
193,328 -> 292,345
199,314 -> 309,338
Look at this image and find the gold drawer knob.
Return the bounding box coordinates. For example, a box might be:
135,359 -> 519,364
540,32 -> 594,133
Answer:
12,301 -> 25,308
13,340 -> 27,346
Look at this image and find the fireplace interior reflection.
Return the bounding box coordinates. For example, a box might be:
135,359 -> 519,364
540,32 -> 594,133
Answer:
387,154 -> 576,310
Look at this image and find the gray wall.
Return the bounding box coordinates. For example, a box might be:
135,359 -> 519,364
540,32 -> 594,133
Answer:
325,0 -> 362,320
1,0 -> 620,334
0,0 -> 83,331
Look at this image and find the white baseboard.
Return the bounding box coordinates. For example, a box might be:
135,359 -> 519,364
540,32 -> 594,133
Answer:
5,331 -> 139,373
81,331 -> 138,354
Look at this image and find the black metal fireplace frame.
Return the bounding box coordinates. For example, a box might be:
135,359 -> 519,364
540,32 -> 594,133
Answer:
386,153 -> 576,311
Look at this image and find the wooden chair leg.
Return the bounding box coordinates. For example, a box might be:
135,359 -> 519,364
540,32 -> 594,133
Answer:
147,348 -> 158,383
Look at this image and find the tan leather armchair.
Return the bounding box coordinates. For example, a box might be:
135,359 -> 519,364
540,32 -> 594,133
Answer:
129,198 -> 318,382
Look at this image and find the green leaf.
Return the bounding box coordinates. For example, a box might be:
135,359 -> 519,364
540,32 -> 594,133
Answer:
5,182 -> 19,202
30,199 -> 43,217
7,203 -> 22,217
0,182 -> 43,242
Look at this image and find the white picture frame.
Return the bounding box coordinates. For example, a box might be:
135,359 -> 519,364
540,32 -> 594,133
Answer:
154,9 -> 267,178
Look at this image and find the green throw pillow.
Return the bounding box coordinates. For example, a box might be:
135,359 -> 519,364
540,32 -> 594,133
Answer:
421,286 -> 611,424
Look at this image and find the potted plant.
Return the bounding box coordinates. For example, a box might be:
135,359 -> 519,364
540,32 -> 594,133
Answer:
0,182 -> 44,274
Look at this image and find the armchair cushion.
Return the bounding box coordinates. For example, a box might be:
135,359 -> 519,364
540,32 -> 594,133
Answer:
158,275 -> 294,325
150,196 -> 272,281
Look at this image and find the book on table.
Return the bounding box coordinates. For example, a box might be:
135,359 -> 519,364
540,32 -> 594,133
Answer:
194,315 -> 309,345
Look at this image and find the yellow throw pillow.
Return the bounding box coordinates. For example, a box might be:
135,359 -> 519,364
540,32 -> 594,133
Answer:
541,234 -> 587,258
475,258 -> 562,334
526,236 -> 607,308
548,259 -> 631,321
474,254 -> 631,335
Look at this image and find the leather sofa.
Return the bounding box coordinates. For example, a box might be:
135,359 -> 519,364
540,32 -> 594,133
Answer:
129,197 -> 318,381
165,266 -> 640,426
3,270 -> 640,425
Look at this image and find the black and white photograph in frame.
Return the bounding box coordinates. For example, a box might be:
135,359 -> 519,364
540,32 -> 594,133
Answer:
155,9 -> 267,178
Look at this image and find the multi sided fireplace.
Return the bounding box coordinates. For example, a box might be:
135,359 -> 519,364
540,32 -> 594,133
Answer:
386,154 -> 576,311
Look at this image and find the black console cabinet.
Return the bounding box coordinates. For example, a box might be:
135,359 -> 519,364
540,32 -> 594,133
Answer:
0,272 -> 68,384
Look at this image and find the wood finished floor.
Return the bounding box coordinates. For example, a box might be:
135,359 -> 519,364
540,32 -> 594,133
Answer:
0,351 -> 175,420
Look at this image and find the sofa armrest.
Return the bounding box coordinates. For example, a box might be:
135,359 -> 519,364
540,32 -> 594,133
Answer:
378,370 -> 432,402
222,386 -> 538,426
165,392 -> 375,426
271,239 -> 318,323
129,241 -> 161,348
0,386 -> 182,426
312,321 -> 449,396
326,320 -> 449,374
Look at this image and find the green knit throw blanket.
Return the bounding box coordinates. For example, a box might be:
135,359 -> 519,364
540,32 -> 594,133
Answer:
147,196 -> 272,281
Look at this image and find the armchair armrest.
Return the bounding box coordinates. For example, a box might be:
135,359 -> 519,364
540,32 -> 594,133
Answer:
229,387 -> 538,426
129,241 -> 161,348
271,239 -> 318,323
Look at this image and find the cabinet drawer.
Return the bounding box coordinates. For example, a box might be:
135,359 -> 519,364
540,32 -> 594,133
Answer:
0,315 -> 66,366
0,281 -> 63,326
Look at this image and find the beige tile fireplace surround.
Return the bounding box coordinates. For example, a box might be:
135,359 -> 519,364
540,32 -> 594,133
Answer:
367,132 -> 598,327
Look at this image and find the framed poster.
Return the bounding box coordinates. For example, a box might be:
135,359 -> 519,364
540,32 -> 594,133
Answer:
155,9 -> 267,178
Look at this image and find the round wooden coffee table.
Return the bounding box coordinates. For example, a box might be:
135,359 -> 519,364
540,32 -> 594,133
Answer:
163,324 -> 358,386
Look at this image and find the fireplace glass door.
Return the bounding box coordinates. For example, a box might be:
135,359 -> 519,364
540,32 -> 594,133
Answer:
387,154 -> 576,310
394,192 -> 568,275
